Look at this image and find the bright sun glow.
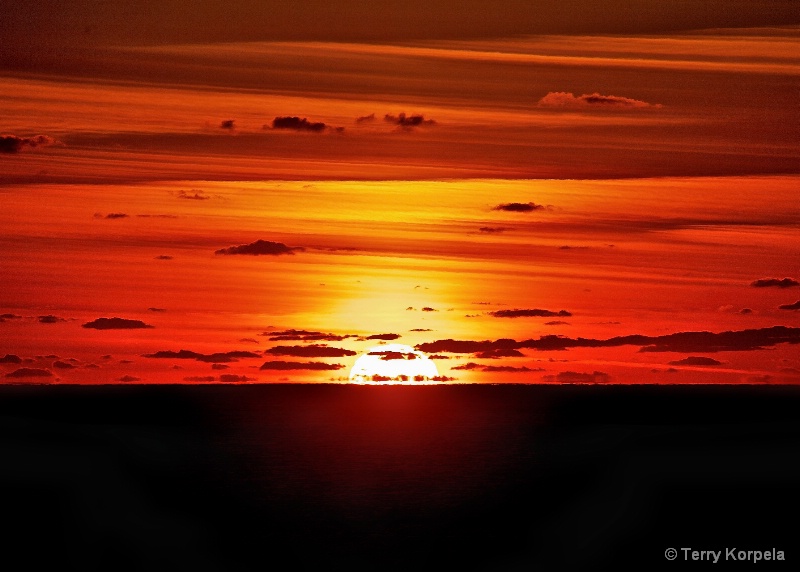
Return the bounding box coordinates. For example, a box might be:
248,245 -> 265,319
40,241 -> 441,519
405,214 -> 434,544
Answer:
349,344 -> 440,383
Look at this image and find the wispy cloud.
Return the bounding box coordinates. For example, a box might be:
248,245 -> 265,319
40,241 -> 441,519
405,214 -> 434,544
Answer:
215,240 -> 304,256
0,134 -> 61,153
537,92 -> 661,109
259,361 -> 345,370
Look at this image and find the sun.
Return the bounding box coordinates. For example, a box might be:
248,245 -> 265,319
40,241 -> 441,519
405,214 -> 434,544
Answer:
349,344 -> 440,383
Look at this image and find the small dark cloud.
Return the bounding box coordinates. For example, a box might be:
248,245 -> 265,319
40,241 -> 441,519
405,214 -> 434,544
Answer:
751,278 -> 799,288
38,315 -> 66,323
545,321 -> 570,326
265,345 -> 357,358
104,213 -> 129,219
220,119 -> 236,130
490,309 -> 572,318
239,338 -> 259,344
0,134 -> 61,154
143,349 -> 260,363
492,202 -> 544,213
410,328 -> 432,332
559,245 -> 590,250
370,350 -> 417,361
739,308 -> 753,315
542,371 -> 611,383
155,255 -> 173,260
479,227 -> 507,234
84,363 -> 100,369
83,317 -> 153,330
53,360 -> 76,369
119,375 -> 140,382
429,354 -> 450,360
215,239 -> 303,256
177,189 -> 211,200
779,300 -> 800,310
1,313 -> 22,320
264,329 -> 352,342
0,354 -> 22,364
452,362 -> 482,370
421,307 -> 437,312
219,374 -> 254,382
482,365 -> 540,373
384,113 -> 436,127
260,361 -> 344,371
211,363 -> 229,370
137,214 -> 179,219
537,92 -> 660,109
668,356 -> 723,366
366,333 -> 401,341
6,367 -> 53,378
271,116 -> 326,132
184,376 -> 216,382
148,307 -> 167,313
356,113 -> 376,123
474,348 -> 525,359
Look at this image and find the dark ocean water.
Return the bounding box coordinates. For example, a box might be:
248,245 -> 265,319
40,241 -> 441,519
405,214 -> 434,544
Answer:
1,384 -> 798,571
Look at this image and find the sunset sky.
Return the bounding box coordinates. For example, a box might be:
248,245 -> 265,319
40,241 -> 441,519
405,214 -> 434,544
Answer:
2,1 -> 799,384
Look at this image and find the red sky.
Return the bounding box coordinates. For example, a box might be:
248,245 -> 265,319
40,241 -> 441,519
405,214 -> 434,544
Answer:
1,3 -> 799,384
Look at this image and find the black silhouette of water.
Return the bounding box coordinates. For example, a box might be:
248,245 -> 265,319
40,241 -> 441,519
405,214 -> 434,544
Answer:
1,384 -> 798,571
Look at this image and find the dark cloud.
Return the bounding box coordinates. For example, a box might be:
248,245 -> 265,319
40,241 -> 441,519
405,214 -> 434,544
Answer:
0,354 -> 22,364
492,202 -> 544,212
264,329 -> 352,342
750,278 -> 799,288
148,307 -> 167,312
219,374 -> 255,382
259,361 -> 345,371
365,333 -> 401,341
265,345 -> 357,358
779,300 -> 800,310
5,367 -> 53,378
482,365 -> 539,373
137,214 -> 179,219
215,239 -> 303,256
0,134 -> 61,153
384,113 -> 436,127
417,326 -> 800,354
739,308 -> 753,315
369,350 -> 417,361
668,356 -> 722,366
220,119 -> 236,130
429,354 -> 450,360
452,362 -> 482,370
38,315 -> 66,323
104,213 -> 129,219
118,375 -> 140,382
1,313 -> 22,320
155,255 -> 173,260
82,317 -> 154,330
474,348 -> 525,359
184,376 -> 216,382
211,363 -> 229,370
410,328 -> 432,332
177,189 -> 211,200
271,116 -> 326,132
421,307 -> 437,312
490,309 -> 572,318
537,92 -> 661,109
356,113 -> 376,123
143,349 -> 260,363
53,360 -> 76,369
479,227 -> 507,234
545,321 -> 570,325
239,338 -> 259,344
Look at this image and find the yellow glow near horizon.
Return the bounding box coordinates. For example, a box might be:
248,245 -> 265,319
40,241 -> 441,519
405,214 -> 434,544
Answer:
349,344 -> 440,383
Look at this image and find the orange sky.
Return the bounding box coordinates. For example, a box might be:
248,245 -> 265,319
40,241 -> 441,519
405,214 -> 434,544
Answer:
1,5 -> 798,384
